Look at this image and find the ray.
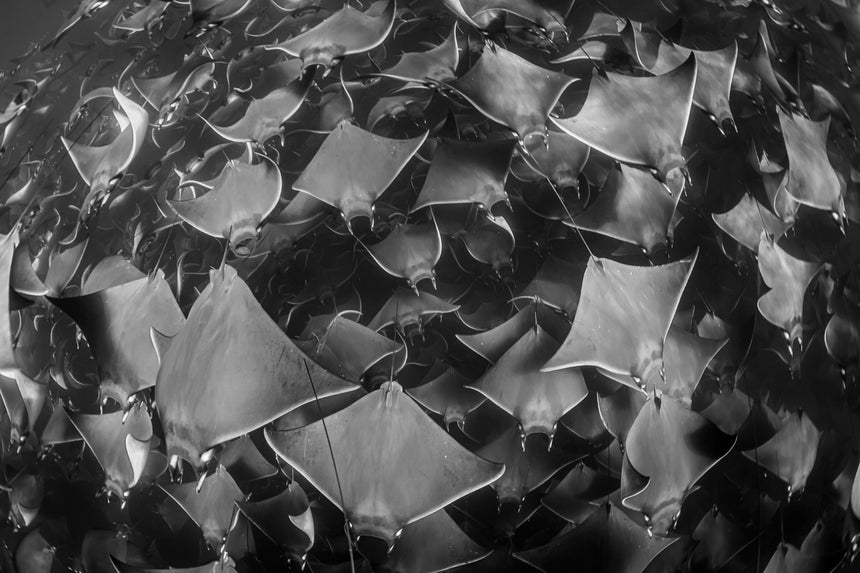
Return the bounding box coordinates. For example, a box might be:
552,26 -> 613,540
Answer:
202,72 -> 313,144
45,0 -> 112,49
267,1 -> 396,69
216,434 -> 278,484
189,0 -> 253,32
543,253 -> 697,382
742,411 -> 820,493
110,557 -> 236,573
762,524 -> 827,573
542,463 -> 619,524
712,193 -> 791,252
48,270 -> 184,405
756,234 -> 822,346
292,121 -> 427,227
114,0 -> 171,33
411,138 -> 517,212
458,213 -> 514,271
156,265 -> 356,473
168,158 -> 282,255
467,326 -> 587,440
61,88 -> 148,219
0,372 -> 47,446
626,26 -> 737,128
515,502 -> 680,573
622,393 -> 734,536
596,384 -> 647,445
458,302 -> 569,363
366,288 -> 459,333
447,45 -> 575,142
133,58 -> 217,126
377,26 -> 460,84
10,242 -> 48,300
376,509 -> 491,573
778,108 -> 844,216
406,367 -> 485,428
559,392 -> 612,445
513,129 -> 590,189
519,255 -> 585,319
366,220 -> 442,289
551,57 -> 696,181
15,529 -> 58,573
476,425 -> 578,504
571,163 -> 683,254
0,233 -> 21,376
161,464 -> 245,548
237,482 -> 314,562
296,313 -> 402,383
825,311 -> 860,367
265,382 -> 504,546
597,326 -> 727,405
67,405 -> 153,497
